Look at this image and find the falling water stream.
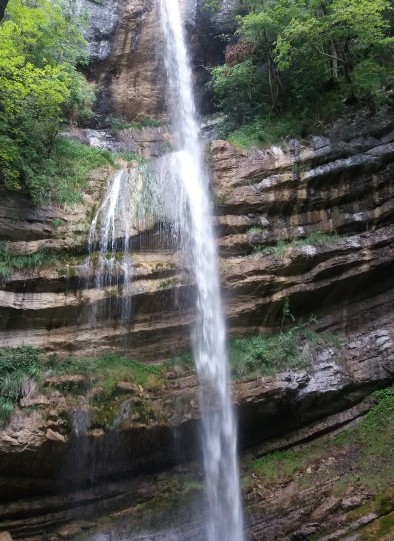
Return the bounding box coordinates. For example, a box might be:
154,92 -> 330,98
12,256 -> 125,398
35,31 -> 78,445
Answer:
158,1 -> 244,539
86,0 -> 244,538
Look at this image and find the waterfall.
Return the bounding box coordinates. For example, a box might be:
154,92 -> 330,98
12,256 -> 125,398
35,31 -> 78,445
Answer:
85,161 -> 185,325
158,1 -> 244,539
85,0 -> 244,537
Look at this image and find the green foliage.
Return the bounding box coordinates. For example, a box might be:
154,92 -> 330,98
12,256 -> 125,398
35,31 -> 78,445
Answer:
0,0 -> 96,197
248,449 -> 303,486
0,346 -> 166,424
0,248 -> 56,280
181,478 -> 204,496
65,72 -> 97,125
247,386 -> 394,491
212,0 -> 394,141
253,232 -> 342,256
227,112 -> 303,147
352,59 -> 394,109
45,353 -> 165,395
26,137 -> 114,204
165,352 -> 194,371
0,347 -> 42,421
229,323 -> 339,380
212,60 -> 269,131
202,0 -> 221,14
361,387 -> 394,436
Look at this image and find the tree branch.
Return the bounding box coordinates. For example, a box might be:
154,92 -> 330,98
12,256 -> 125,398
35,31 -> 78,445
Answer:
316,47 -> 349,65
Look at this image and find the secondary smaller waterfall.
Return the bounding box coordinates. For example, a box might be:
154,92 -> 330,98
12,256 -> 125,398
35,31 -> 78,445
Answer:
85,161 -> 186,324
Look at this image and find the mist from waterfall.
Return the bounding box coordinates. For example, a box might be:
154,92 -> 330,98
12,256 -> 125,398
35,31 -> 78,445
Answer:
158,1 -> 244,539
84,0 -> 244,537
85,160 -> 185,325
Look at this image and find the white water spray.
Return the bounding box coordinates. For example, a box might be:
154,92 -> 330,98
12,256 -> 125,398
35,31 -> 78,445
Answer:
158,1 -> 244,539
86,162 -> 184,324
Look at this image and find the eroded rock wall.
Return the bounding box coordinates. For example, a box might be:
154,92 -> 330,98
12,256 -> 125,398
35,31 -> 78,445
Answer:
1,118 -> 393,358
80,0 -> 237,121
1,120 -> 394,539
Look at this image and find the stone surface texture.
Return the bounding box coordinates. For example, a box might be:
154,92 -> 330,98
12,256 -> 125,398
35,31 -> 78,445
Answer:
0,1 -> 393,536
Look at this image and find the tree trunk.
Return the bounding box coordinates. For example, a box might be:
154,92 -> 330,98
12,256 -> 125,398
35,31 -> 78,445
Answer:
330,41 -> 339,81
264,29 -> 284,114
0,0 -> 9,21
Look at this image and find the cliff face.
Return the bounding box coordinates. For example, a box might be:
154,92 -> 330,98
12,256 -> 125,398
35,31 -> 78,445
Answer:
79,0 -> 237,121
0,2 -> 393,540
1,114 -> 393,539
1,117 -> 393,358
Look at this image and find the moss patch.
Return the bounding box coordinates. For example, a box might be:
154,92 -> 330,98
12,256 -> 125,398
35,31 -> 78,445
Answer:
245,387 -> 394,493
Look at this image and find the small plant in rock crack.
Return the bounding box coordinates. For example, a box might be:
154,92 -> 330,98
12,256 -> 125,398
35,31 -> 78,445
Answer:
253,232 -> 342,257
229,300 -> 340,380
0,347 -> 43,422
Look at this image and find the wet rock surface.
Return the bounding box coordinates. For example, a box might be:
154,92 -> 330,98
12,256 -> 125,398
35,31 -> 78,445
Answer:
0,317 -> 392,537
80,0 -> 237,122
0,116 -> 393,538
1,120 -> 393,359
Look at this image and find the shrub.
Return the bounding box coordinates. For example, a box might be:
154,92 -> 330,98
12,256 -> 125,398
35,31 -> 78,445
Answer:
0,347 -> 42,422
26,138 -> 114,204
0,248 -> 56,281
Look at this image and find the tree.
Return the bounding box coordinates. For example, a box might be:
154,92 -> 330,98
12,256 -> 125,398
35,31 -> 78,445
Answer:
0,0 -> 94,193
212,0 -> 394,131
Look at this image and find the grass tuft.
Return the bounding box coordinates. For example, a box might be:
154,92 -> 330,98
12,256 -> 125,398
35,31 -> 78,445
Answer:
229,325 -> 339,380
0,248 -> 57,281
0,347 -> 42,422
45,353 -> 165,395
252,232 -> 342,256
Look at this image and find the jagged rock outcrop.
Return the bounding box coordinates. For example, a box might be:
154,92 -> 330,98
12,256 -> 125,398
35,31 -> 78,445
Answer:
80,0 -> 238,121
0,0 -> 8,21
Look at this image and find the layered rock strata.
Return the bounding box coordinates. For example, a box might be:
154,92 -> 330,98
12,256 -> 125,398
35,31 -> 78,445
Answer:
0,318 -> 392,536
0,121 -> 393,357
1,117 -> 393,539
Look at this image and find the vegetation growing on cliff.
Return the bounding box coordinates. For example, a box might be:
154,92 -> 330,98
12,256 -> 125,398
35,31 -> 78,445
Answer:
246,386 -> 394,492
0,347 -> 41,421
0,346 -> 166,423
0,248 -> 57,280
211,0 -> 394,144
251,231 -> 342,256
27,138 -> 113,204
229,324 -> 339,379
45,353 -> 165,394
0,0 -> 96,201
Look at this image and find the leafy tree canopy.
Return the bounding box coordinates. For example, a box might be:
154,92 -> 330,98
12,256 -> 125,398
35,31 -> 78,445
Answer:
212,0 -> 394,138
0,0 -> 95,197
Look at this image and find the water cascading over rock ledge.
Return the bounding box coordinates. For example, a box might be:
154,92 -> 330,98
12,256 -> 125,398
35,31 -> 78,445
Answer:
83,1 -> 244,537
0,124 -> 393,539
0,0 -> 394,540
158,1 -> 243,538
